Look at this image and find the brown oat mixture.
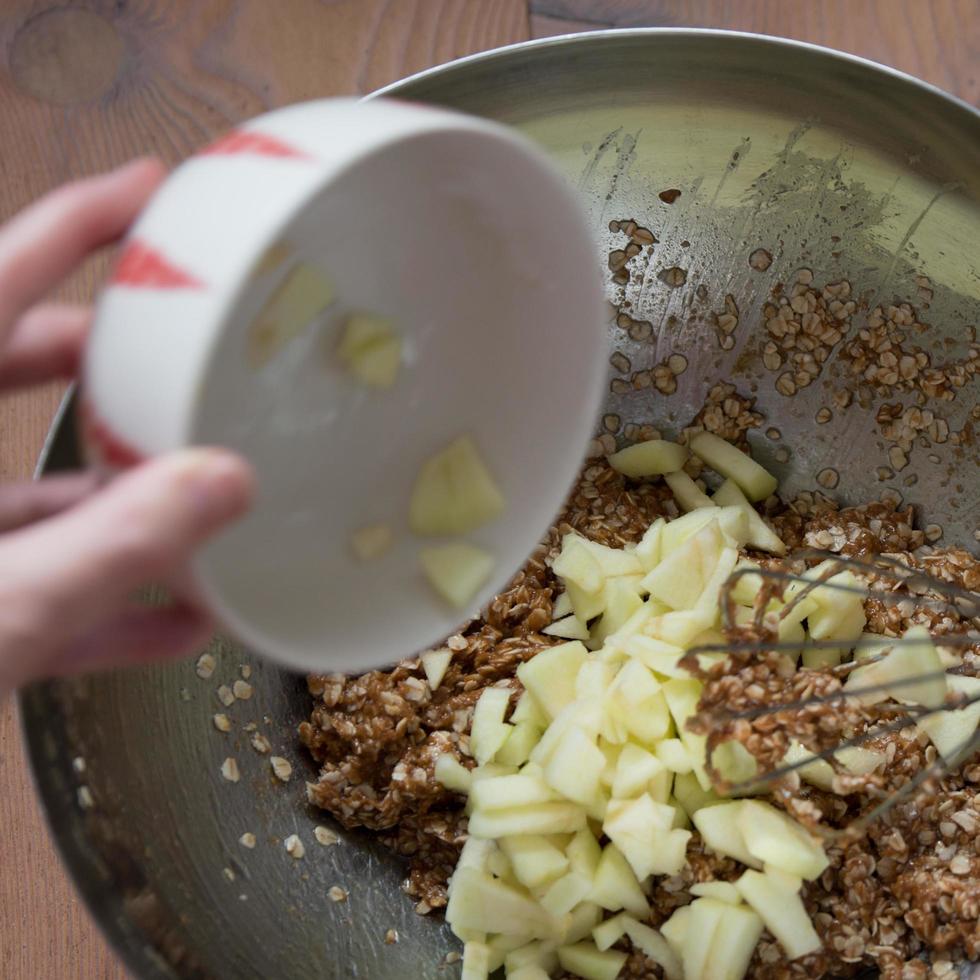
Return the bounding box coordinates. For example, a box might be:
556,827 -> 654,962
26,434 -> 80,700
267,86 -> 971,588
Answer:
300,402 -> 979,978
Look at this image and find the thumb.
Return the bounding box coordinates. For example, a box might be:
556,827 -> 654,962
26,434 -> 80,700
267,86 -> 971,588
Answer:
0,448 -> 254,656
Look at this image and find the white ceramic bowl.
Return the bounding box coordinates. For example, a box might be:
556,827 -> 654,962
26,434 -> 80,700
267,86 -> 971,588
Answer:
83,97 -> 605,672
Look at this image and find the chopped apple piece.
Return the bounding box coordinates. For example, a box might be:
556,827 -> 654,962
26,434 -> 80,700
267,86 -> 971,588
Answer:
435,753 -> 472,794
541,872 -> 593,918
608,661 -> 672,745
337,312 -> 402,388
543,725 -> 606,806
848,625 -> 947,708
804,564 -> 866,635
470,687 -> 512,765
496,722 -> 542,768
801,645 -> 843,669
504,941 -> 559,975
420,543 -> 494,609
248,261 -> 335,366
664,470 -> 715,511
783,740 -> 835,792
576,658 -> 617,701
690,432 -> 778,502
692,802 -> 761,868
590,844 -> 649,917
657,508 -> 743,555
711,479 -> 787,554
622,634 -> 687,677
808,599 -> 866,658
557,942 -> 627,980
663,677 -> 711,789
735,869 -> 821,960
517,642 -> 589,721
622,916 -> 683,980
635,517 -> 665,570
836,745 -> 885,775
470,763 -> 519,782
645,609 -> 717,649
500,835 -> 569,891
486,935 -> 528,973
461,940 -> 490,980
457,836 -> 496,872
512,691 -> 548,728
655,738 -> 693,774
567,829 -> 602,878
579,538 -> 644,577
607,439 -> 689,477
672,771 -> 722,817
529,700 -> 601,767
468,803 -> 587,839
690,881 -> 742,904
854,632 -> 897,663
660,905 -> 691,960
421,648 -> 452,690
505,968 -> 550,980
762,864 -> 803,893
349,522 -> 393,560
561,902 -> 604,944
553,592 -> 573,618
710,740 -> 760,787
840,662 -> 890,707
661,509 -> 719,554
598,740 -> 623,787
552,533 -> 604,594
702,899 -> 765,980
591,579 -> 645,648
736,800 -> 828,880
611,743 -> 671,801
470,772 -> 555,810
642,522 -> 727,611
565,581 -> 607,623
592,912 -> 628,951
682,897 -> 725,979
916,674 -> 980,765
410,435 -> 504,536
543,614 -> 591,641
604,796 -> 690,878
605,601 -> 661,650
692,544 -> 740,619
446,867 -> 554,938
486,848 -> 515,883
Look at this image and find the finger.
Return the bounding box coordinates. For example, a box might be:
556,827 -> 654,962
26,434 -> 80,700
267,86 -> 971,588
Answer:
46,604 -> 214,680
0,448 -> 254,641
0,471 -> 100,533
0,603 -> 213,690
0,303 -> 90,387
0,158 -> 167,336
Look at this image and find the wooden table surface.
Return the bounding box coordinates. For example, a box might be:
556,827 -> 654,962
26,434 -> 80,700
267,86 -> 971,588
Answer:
0,1 -> 975,976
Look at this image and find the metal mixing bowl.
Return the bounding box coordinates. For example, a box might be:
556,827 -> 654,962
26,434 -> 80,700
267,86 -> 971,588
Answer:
22,29 -> 980,980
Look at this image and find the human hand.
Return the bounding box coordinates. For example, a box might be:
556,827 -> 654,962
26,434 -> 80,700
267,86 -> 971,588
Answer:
0,160 -> 254,692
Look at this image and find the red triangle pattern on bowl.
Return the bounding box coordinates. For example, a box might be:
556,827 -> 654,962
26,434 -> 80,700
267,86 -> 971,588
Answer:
77,396 -> 145,468
110,241 -> 204,290
199,130 -> 311,160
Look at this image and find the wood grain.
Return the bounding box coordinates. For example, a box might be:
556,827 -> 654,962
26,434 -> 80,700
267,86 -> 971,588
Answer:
0,3 -> 529,977
530,0 -> 980,106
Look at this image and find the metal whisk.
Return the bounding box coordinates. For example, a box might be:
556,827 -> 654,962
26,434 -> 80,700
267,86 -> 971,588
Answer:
686,549 -> 980,836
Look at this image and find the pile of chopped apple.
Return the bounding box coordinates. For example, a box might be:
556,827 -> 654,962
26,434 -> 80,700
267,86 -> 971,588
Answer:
434,434 -> 975,980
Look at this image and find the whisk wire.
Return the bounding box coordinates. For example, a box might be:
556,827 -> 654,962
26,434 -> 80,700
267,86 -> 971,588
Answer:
698,548 -> 980,834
